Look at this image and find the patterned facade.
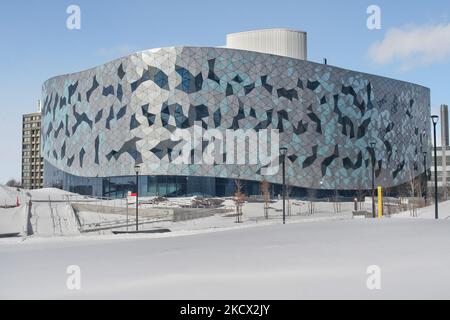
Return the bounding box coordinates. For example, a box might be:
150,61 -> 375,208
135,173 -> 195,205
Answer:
42,46 -> 431,197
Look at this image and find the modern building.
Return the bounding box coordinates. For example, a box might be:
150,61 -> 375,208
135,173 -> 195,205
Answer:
430,105 -> 450,196
41,29 -> 431,198
22,109 -> 44,189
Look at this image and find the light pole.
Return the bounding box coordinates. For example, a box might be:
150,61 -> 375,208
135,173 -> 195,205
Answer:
26,192 -> 33,236
370,142 -> 376,218
423,151 -> 427,205
280,147 -> 288,225
432,115 -> 439,219
134,164 -> 141,230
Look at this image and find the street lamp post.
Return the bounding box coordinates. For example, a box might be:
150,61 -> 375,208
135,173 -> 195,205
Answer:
432,115 -> 439,219
279,147 -> 288,225
423,151 -> 427,205
134,164 -> 141,230
369,142 -> 376,218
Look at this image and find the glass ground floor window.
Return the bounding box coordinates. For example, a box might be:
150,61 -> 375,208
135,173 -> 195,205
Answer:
43,161 -> 426,200
101,175 -> 273,198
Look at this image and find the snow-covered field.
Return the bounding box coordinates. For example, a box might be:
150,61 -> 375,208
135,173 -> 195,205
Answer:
2,185 -> 450,299
0,185 -> 356,236
1,218 -> 450,299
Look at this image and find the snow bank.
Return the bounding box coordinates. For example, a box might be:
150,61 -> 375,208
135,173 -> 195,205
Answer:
0,185 -> 78,205
0,206 -> 26,235
0,185 -> 22,206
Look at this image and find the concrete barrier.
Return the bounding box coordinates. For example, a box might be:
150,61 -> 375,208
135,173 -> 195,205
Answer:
71,203 -> 173,220
71,203 -> 230,222
352,210 -> 373,218
171,208 -> 215,222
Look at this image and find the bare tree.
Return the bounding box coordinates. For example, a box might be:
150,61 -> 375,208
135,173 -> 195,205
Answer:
260,179 -> 270,219
404,162 -> 421,217
6,179 -> 21,188
307,188 -> 316,215
333,187 -> 341,214
286,179 -> 293,217
233,178 -> 247,223
355,177 -> 365,211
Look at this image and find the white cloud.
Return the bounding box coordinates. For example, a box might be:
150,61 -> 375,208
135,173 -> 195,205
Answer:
368,23 -> 450,71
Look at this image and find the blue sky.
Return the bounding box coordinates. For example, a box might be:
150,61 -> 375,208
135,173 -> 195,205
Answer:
0,0 -> 449,183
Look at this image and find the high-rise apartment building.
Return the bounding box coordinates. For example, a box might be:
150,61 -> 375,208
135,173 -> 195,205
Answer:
21,111 -> 44,189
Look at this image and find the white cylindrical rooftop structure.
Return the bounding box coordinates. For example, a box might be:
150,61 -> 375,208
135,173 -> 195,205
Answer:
226,28 -> 307,60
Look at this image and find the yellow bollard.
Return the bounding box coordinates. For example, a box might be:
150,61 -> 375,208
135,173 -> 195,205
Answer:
377,186 -> 383,218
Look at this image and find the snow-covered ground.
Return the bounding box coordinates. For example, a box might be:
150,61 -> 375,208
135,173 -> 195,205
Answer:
0,185 -> 356,237
1,218 -> 450,299
2,185 -> 450,299
0,206 -> 26,235
0,186 -> 82,236
392,201 -> 450,219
